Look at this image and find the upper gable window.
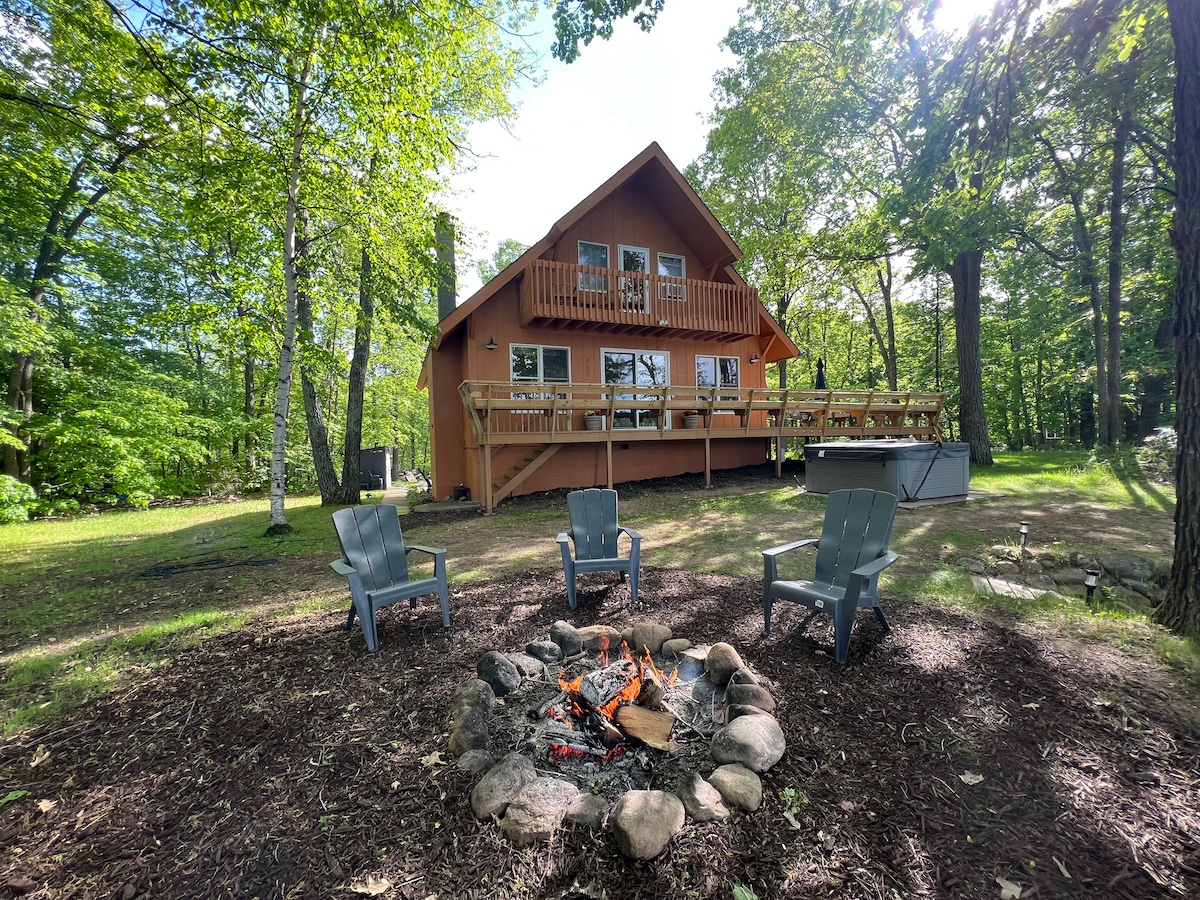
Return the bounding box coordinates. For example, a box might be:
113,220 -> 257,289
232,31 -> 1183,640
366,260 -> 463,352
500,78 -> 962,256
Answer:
578,241 -> 610,292
658,253 -> 686,300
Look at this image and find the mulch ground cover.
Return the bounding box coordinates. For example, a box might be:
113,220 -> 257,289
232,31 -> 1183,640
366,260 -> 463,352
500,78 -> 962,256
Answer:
3,552 -> 1199,899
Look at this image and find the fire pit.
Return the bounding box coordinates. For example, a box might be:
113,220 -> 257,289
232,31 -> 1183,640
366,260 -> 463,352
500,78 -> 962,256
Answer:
447,620 -> 786,858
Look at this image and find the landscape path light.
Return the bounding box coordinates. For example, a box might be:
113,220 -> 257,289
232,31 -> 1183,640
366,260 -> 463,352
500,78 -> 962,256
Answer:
1085,566 -> 1102,610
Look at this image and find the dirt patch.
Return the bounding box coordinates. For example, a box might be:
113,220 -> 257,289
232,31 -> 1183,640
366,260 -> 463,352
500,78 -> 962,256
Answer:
3,557 -> 1198,898
1,464 -> 1188,898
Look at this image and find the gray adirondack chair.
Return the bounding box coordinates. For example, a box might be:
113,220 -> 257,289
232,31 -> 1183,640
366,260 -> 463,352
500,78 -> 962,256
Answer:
331,504 -> 449,652
557,488 -> 642,608
762,488 -> 898,664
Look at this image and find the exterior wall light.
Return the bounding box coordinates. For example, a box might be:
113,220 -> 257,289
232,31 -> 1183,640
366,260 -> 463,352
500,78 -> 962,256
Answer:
749,353 -> 761,364
486,336 -> 497,351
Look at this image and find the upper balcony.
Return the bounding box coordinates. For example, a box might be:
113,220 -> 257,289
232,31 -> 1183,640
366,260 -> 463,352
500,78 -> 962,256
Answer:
519,259 -> 760,341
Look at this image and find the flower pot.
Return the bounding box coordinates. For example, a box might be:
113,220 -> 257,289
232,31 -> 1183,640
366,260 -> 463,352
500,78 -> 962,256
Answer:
683,415 -> 702,429
584,415 -> 604,431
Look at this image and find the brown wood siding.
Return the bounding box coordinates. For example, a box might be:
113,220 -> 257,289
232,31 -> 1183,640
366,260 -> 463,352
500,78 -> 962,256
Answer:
554,178 -> 716,280
429,329 -> 468,500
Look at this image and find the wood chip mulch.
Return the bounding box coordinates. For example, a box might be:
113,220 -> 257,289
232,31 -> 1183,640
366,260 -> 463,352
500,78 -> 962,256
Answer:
3,565 -> 1199,899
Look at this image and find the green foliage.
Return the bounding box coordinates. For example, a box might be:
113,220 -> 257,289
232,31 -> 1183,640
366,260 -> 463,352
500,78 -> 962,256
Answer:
551,0 -> 665,63
0,475 -> 36,524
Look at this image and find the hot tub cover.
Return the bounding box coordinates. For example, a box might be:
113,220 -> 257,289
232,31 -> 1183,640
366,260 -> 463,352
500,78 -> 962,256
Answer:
804,440 -> 969,462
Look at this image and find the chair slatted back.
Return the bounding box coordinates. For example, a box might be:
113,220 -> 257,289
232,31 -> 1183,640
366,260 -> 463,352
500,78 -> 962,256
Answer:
332,504 -> 410,591
567,489 -> 621,560
814,489 -> 898,589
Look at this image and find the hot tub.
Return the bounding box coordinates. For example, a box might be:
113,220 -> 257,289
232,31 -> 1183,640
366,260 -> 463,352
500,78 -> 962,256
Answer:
803,440 -> 970,500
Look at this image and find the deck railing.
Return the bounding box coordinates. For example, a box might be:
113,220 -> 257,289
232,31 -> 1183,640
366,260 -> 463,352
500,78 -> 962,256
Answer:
520,260 -> 759,337
459,381 -> 945,444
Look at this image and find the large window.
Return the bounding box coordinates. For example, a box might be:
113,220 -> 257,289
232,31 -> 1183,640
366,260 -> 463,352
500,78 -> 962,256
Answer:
697,355 -> 739,406
603,349 -> 668,429
658,252 -> 686,300
618,245 -> 650,311
511,344 -> 569,399
578,241 -> 609,292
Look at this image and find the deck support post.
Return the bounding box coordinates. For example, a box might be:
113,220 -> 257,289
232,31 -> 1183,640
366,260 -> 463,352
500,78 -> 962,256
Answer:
704,437 -> 711,488
606,439 -> 613,490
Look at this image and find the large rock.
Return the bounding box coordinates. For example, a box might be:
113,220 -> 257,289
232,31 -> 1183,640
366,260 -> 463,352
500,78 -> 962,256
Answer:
729,667 -> 759,686
705,642 -> 744,686
676,773 -> 730,822
525,640 -> 563,664
456,749 -> 495,774
630,622 -> 672,655
711,713 -> 786,773
959,557 -> 986,575
470,752 -> 537,819
1098,551 -> 1157,583
448,706 -> 488,756
476,651 -> 521,697
1049,567 -> 1088,585
565,794 -> 609,830
549,620 -> 583,656
577,624 -> 623,653
452,678 -> 496,710
724,683 -> 776,713
610,790 -> 686,859
505,652 -> 546,679
709,763 -> 763,811
500,777 -> 580,846
661,638 -> 691,657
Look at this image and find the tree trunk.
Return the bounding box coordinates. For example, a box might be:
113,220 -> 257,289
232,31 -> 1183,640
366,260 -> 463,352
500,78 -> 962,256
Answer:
335,246 -> 375,506
1159,0 -> 1200,636
1105,111 -> 1130,447
295,207 -> 341,505
948,249 -> 993,465
267,55 -> 313,534
4,354 -> 33,481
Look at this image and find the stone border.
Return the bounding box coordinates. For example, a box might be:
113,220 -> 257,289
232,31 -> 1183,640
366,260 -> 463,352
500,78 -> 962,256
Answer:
446,620 -> 787,858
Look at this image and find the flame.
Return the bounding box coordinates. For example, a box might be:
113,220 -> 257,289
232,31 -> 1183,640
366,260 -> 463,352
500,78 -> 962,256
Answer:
595,671 -> 644,721
640,647 -> 679,688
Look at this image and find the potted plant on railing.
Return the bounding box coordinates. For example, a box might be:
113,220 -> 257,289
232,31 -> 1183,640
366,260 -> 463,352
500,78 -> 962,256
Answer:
682,409 -> 703,429
583,409 -> 605,431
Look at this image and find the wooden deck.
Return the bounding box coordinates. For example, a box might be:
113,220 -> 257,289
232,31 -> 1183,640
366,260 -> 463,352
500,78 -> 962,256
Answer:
459,382 -> 946,510
519,260 -> 759,340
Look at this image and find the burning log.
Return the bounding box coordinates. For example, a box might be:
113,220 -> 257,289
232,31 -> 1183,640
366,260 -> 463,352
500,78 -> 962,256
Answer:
532,691 -> 568,720
578,660 -> 638,710
615,705 -> 676,751
637,670 -> 666,710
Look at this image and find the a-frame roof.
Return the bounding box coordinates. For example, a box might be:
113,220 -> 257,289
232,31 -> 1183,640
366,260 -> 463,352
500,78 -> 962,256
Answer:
432,142 -> 797,362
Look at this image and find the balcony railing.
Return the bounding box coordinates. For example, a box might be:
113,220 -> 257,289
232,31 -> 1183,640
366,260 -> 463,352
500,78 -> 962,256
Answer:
519,259 -> 759,338
459,381 -> 945,444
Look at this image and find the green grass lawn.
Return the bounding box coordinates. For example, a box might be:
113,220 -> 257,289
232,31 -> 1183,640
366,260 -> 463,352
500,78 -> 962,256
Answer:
1,450 -> 1194,736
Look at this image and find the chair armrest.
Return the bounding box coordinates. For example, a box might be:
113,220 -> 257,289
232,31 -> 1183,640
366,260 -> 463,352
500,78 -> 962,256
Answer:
406,544 -> 447,559
619,526 -> 642,544
762,538 -> 818,559
331,559 -> 356,577
556,531 -> 571,545
851,550 -> 899,579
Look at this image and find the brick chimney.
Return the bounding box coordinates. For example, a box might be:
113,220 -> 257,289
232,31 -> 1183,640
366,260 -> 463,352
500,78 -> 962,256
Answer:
435,212 -> 456,321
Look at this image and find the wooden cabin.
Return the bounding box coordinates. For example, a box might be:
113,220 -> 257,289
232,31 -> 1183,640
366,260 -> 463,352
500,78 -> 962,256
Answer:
422,143 -> 944,511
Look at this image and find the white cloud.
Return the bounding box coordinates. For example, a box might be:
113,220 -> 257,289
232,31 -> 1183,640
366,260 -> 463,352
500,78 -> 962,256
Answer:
447,0 -> 745,296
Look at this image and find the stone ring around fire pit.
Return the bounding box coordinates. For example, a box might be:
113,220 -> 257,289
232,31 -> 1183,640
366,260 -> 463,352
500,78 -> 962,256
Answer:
446,619 -> 786,859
